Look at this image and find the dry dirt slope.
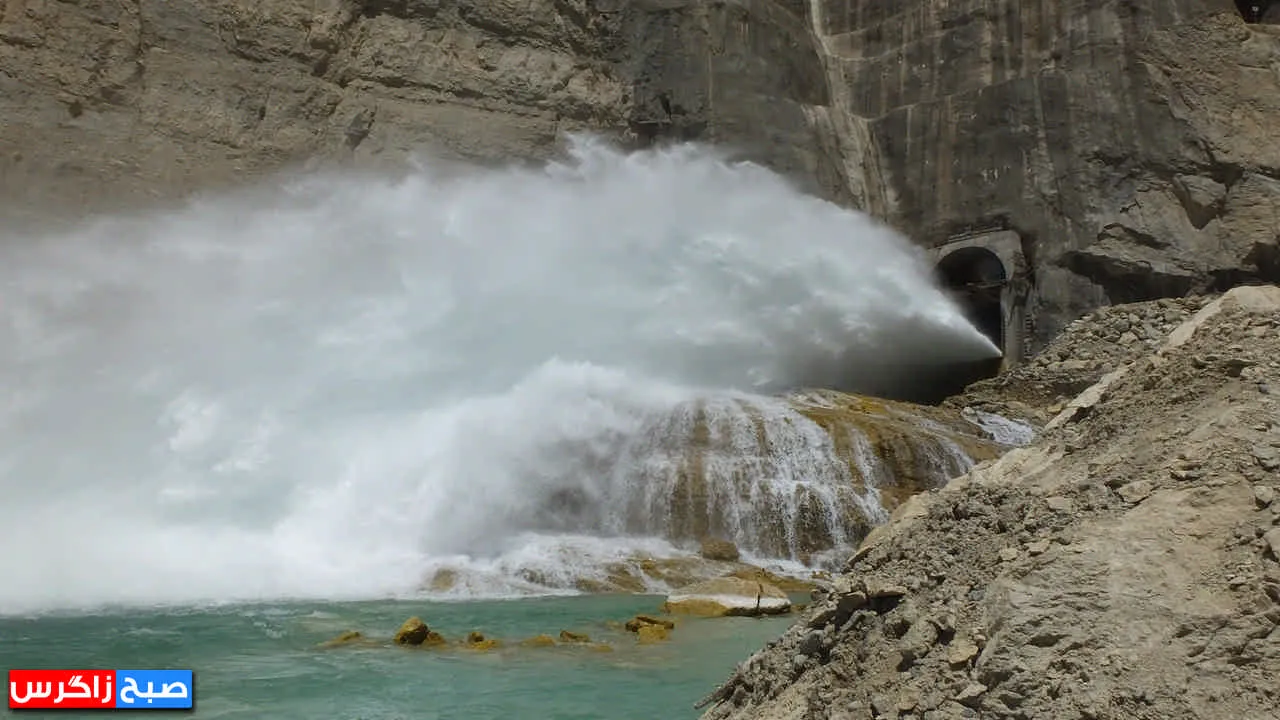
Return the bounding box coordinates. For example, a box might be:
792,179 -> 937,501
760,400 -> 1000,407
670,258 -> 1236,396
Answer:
699,284 -> 1280,720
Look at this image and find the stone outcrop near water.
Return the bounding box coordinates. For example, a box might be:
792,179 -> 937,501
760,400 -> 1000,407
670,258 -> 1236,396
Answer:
698,284 -> 1280,720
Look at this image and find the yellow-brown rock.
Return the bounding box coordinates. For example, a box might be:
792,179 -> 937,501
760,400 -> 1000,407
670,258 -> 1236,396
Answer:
699,538 -> 741,562
788,390 -> 1004,513
723,567 -> 816,594
558,630 -> 591,643
625,615 -> 676,632
637,624 -> 670,643
465,631 -> 500,651
318,630 -> 367,648
520,634 -> 558,648
393,617 -> 432,646
427,568 -> 457,593
663,577 -> 791,617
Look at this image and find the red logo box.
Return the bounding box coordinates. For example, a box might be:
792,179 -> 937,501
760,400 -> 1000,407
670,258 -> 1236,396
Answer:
9,670 -> 117,710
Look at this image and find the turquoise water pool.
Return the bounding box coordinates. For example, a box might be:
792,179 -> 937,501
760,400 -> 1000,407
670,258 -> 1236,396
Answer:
1,595 -> 793,719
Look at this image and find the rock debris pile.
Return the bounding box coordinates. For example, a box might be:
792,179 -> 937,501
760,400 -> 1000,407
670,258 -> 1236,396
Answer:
949,296 -> 1213,424
701,285 -> 1280,720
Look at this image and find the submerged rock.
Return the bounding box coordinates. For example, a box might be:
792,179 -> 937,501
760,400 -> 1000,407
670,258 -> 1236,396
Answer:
625,615 -> 676,632
465,631 -> 499,651
393,617 -> 432,646
558,630 -> 590,643
663,577 -> 791,617
520,634 -> 558,648
317,630 -> 371,649
637,624 -> 670,643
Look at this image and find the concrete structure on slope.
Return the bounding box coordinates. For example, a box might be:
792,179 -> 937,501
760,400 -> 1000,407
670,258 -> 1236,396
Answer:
929,227 -> 1033,373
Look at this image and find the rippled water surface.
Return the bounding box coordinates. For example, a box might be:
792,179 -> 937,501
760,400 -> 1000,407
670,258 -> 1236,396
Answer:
1,595 -> 798,719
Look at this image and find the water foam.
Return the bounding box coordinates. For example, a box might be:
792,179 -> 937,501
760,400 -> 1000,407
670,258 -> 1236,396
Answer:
0,137 -> 998,615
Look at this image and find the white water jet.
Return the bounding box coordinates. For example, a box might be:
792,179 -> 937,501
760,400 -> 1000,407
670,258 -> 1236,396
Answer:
0,137 -> 998,615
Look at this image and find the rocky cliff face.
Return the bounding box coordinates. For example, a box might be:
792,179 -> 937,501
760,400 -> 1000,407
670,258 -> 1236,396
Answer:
0,0 -> 852,219
3,0 -> 1278,347
808,0 -> 1280,347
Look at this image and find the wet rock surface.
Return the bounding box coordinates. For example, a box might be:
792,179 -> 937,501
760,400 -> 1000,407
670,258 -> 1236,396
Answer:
664,577 -> 792,618
701,286 -> 1280,720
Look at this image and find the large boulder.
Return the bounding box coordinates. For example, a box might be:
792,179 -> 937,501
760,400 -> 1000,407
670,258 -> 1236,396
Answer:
392,617 -> 432,646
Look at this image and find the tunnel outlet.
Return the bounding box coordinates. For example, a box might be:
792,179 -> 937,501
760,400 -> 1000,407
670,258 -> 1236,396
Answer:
904,244 -> 1012,404
1237,0 -> 1277,23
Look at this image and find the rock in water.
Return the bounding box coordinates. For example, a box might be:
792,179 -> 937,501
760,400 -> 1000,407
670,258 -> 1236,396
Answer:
637,625 -> 670,643
393,617 -> 431,646
663,577 -> 791,617
317,630 -> 367,649
520,635 -> 558,648
465,631 -> 499,651
625,615 -> 676,632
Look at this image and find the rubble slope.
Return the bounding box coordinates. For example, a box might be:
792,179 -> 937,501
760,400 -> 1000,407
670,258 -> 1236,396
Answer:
700,285 -> 1280,720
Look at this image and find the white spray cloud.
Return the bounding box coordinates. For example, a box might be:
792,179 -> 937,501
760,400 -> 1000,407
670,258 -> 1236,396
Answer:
0,137 -> 997,615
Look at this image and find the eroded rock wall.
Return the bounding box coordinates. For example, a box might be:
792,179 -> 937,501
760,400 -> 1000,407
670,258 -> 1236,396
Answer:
3,0 -> 1278,347
0,0 -> 855,219
811,0 -> 1280,347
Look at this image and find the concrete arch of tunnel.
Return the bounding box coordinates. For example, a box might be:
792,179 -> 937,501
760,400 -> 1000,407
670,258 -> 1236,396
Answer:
927,229 -> 1032,378
936,245 -> 1008,354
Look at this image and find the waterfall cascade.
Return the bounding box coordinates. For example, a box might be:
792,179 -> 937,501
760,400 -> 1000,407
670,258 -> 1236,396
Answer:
0,138 -> 1008,614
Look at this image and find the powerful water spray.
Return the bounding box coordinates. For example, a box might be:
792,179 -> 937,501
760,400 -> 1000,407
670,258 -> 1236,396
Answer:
0,138 -> 998,614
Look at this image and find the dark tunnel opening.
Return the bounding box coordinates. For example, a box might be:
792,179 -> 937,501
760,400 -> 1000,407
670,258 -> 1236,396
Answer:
1236,0 -> 1277,22
937,247 -> 1006,350
903,247 -> 1010,404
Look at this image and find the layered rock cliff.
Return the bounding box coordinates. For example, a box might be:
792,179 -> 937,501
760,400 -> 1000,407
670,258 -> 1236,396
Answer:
0,0 -> 852,219
3,0 -> 1278,344
807,1 -> 1280,348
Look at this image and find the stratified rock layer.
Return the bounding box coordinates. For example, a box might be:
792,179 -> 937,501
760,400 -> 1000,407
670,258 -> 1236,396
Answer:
0,0 -> 851,219
699,285 -> 1280,720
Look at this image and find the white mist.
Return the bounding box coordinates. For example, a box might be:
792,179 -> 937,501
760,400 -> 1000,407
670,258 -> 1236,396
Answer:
0,138 -> 997,614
